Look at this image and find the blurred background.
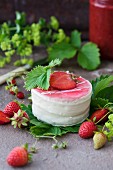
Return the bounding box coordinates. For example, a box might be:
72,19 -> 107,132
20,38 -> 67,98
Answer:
0,0 -> 89,39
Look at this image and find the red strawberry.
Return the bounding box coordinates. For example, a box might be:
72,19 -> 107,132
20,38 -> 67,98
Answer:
3,101 -> 20,117
0,110 -> 10,124
79,121 -> 97,139
9,86 -> 18,95
11,79 -> 16,85
9,90 -> 15,95
16,92 -> 25,99
10,109 -> 29,128
6,143 -> 31,167
90,109 -> 108,124
50,71 -> 77,90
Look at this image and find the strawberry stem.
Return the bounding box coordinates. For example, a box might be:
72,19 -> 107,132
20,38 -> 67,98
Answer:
95,111 -> 110,125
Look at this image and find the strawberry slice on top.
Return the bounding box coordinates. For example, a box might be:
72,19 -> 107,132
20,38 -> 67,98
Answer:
50,71 -> 77,90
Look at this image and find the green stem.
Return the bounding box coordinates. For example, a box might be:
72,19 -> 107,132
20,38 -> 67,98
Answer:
9,27 -> 17,31
102,124 -> 106,132
35,135 -> 59,143
95,111 -> 110,125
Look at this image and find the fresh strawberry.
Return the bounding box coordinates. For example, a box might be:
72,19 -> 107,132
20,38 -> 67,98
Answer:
0,110 -> 10,124
16,92 -> 25,99
93,132 -> 107,150
79,121 -> 97,139
90,109 -> 108,124
6,78 -> 16,86
11,79 -> 16,85
3,101 -> 20,117
50,71 -> 77,90
9,89 -> 15,95
6,143 -> 32,167
9,86 -> 18,95
10,109 -> 29,128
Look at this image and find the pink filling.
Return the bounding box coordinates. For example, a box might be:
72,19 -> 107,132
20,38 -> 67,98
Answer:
34,77 -> 92,100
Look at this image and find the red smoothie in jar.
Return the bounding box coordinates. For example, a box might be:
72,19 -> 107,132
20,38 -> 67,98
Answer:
89,0 -> 113,59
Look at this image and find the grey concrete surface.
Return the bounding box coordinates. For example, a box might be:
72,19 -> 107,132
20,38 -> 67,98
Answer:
0,49 -> 113,170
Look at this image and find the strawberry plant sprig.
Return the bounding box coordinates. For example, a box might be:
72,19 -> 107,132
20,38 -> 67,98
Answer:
0,11 -> 100,70
24,59 -> 61,90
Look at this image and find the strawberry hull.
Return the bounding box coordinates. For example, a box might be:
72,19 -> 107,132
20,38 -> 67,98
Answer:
31,76 -> 92,126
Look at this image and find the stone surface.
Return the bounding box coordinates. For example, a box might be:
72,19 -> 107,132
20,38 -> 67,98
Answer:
0,49 -> 113,170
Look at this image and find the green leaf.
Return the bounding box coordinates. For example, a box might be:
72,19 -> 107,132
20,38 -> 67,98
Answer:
91,98 -> 109,108
30,119 -> 51,129
15,11 -> 26,26
71,30 -> 81,48
91,75 -> 113,98
25,59 -> 61,90
15,12 -> 26,33
48,41 -> 77,62
77,42 -> 100,70
61,124 -> 80,133
97,86 -> 113,103
21,104 -> 35,120
30,125 -> 67,137
48,58 -> 61,67
25,66 -> 51,90
30,126 -> 49,136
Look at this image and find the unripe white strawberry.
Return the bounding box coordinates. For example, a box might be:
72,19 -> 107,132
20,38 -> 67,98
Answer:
93,132 -> 107,150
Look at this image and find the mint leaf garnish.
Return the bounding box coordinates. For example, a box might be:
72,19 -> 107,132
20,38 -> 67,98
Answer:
71,30 -> 81,48
48,41 -> 77,62
25,59 -> 61,90
77,42 -> 100,70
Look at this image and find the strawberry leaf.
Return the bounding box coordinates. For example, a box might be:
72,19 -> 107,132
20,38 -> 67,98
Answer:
48,41 -> 77,62
70,30 -> 81,48
91,98 -> 109,108
25,66 -> 51,90
97,86 -> 113,103
77,42 -> 100,70
25,59 -> 61,90
71,30 -> 81,48
91,75 -> 113,98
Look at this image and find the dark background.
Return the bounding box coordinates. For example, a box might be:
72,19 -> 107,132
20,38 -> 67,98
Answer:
0,0 -> 89,39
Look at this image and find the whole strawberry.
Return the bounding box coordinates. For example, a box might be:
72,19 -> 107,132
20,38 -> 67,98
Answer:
3,101 -> 20,117
16,92 -> 25,99
11,79 -> 16,85
10,109 -> 29,128
0,110 -> 10,124
90,109 -> 108,124
79,121 -> 97,139
6,143 -> 32,167
93,132 -> 107,150
9,86 -> 18,95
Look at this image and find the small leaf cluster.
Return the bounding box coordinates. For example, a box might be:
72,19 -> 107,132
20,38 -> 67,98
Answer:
0,11 -> 100,70
104,114 -> 113,141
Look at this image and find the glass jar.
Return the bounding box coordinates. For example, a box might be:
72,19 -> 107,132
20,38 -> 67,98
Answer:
89,0 -> 113,59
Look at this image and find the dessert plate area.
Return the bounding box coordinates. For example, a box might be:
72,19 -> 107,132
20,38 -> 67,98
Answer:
0,48 -> 113,170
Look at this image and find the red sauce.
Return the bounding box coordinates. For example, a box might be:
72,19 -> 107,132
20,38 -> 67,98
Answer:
89,0 -> 113,59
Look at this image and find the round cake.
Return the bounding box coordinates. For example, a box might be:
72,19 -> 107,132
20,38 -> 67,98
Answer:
31,71 -> 92,126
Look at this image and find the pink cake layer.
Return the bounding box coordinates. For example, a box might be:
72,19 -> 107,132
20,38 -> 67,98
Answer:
34,77 -> 92,101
